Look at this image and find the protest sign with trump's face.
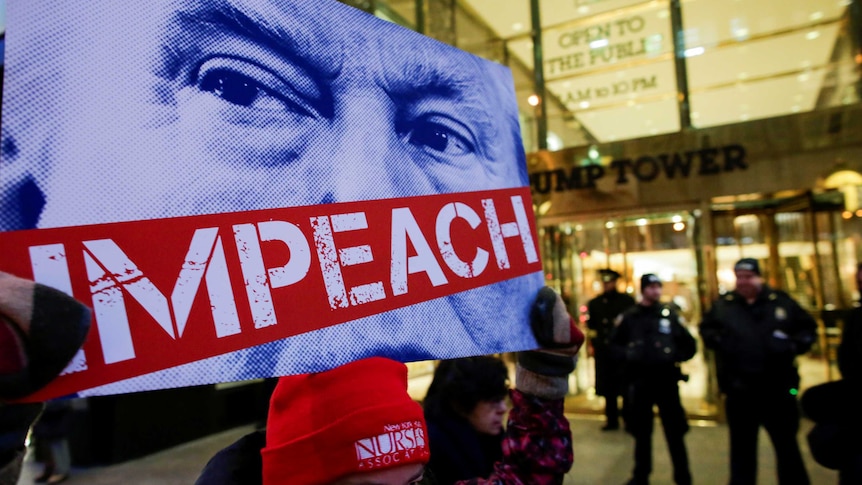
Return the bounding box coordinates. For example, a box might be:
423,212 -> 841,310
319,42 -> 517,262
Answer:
0,0 -> 544,399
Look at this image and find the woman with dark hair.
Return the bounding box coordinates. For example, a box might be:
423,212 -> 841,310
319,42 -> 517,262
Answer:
423,356 -> 511,485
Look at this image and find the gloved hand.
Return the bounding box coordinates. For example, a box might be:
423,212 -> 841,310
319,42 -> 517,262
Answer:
516,287 -> 585,400
0,271 -> 91,401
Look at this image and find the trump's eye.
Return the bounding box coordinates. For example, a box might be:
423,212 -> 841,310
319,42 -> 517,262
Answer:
195,57 -> 315,117
399,117 -> 476,157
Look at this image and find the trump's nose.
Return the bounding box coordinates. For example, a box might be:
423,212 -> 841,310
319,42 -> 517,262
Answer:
311,93 -> 410,205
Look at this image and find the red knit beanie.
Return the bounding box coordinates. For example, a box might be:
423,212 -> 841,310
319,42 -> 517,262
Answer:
261,357 -> 430,484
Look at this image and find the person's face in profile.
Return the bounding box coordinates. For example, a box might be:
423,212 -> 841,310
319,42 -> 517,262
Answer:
466,397 -> 509,435
15,0 -> 524,228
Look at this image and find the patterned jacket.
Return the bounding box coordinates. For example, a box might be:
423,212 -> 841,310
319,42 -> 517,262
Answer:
456,390 -> 572,485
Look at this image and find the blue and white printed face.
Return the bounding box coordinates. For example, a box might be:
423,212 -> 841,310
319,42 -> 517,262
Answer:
2,0 -> 526,230
2,0 -> 542,394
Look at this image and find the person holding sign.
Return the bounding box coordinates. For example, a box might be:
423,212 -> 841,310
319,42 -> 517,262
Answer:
0,271 -> 90,485
1,0 -> 543,398
195,287 -> 584,484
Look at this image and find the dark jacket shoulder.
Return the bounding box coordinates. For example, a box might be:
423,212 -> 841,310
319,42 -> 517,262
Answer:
195,430 -> 265,485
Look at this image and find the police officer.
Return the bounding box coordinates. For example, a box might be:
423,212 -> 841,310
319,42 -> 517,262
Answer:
612,274 -> 695,485
701,258 -> 816,485
587,268 -> 636,431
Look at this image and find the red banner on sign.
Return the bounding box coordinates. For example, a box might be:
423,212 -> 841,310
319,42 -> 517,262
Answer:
0,187 -> 541,399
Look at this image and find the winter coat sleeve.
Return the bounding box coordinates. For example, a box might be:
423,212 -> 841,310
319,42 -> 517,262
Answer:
699,301 -> 724,352
784,296 -> 817,355
455,390 -> 572,485
673,317 -> 697,363
839,308 -> 862,382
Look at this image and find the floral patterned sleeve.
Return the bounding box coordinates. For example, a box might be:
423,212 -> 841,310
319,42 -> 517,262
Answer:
455,389 -> 573,485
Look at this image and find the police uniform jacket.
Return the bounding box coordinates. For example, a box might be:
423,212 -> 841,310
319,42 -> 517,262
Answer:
587,291 -> 636,348
587,290 -> 636,396
700,286 -> 816,394
611,303 -> 696,383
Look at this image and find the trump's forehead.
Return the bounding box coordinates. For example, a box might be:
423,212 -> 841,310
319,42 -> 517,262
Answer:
163,0 -> 490,95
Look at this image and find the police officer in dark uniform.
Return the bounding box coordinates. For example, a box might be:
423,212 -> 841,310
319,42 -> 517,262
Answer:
701,258 -> 816,485
587,269 -> 636,431
612,274 -> 696,485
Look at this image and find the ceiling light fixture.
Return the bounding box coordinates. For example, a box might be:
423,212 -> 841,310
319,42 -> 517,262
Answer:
683,46 -> 704,57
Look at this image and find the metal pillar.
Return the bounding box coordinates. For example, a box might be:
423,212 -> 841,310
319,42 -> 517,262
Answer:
530,0 -> 548,150
669,0 -> 692,129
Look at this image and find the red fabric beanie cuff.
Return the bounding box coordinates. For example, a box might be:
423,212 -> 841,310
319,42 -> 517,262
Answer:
261,358 -> 430,484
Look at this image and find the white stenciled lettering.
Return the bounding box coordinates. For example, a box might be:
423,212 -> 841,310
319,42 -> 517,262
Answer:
312,212 -> 385,309
482,196 -> 539,270
435,202 -> 489,278
72,229 -> 241,364
234,221 -> 311,329
390,207 -> 448,296
29,244 -> 88,374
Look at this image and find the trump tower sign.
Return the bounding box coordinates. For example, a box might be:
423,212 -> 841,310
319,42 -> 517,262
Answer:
0,0 -> 544,400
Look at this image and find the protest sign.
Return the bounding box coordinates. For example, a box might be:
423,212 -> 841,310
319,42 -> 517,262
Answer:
0,0 -> 544,399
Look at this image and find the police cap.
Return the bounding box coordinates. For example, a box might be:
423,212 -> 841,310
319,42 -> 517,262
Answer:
599,269 -> 621,282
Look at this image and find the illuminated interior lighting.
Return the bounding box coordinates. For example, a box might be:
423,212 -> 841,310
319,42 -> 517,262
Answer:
527,94 -> 540,106
575,224 -> 583,231
673,222 -> 686,231
856,210 -> 862,218
805,31 -> 820,40
636,218 -> 648,226
589,39 -> 609,49
672,215 -> 683,223
579,101 -> 590,109
843,211 -> 853,219
588,146 -> 599,159
683,47 -> 705,57
605,221 -> 615,229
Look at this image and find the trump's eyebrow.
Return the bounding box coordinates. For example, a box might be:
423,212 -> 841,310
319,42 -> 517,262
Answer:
383,50 -> 500,160
156,0 -> 342,89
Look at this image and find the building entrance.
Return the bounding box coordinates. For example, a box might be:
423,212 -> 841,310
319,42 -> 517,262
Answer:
707,190 -> 852,393
538,211 -> 717,420
538,189 -> 855,421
